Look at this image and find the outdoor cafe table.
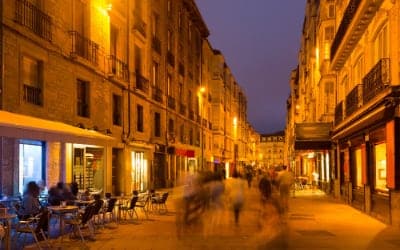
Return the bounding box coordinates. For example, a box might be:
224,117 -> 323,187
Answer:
47,205 -> 79,239
0,213 -> 17,250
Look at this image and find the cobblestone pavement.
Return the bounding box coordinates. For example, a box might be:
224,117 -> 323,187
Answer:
20,183 -> 400,250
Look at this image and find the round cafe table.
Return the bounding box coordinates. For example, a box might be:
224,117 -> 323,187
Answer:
47,205 -> 79,240
0,213 -> 17,250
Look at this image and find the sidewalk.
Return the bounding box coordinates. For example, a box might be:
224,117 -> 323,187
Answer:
20,185 -> 400,249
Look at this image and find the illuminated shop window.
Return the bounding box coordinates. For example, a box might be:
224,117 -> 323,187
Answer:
354,148 -> 362,188
374,143 -> 387,191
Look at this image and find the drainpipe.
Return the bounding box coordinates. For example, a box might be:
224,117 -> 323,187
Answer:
125,0 -> 131,143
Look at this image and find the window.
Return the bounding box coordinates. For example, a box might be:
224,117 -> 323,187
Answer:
134,45 -> 142,73
19,140 -> 44,195
137,105 -> 143,132
189,128 -> 193,145
178,83 -> 183,101
154,112 -> 161,137
328,4 -> 335,18
168,119 -> 174,135
167,30 -> 173,52
167,74 -> 172,96
110,24 -> 118,57
22,56 -> 43,106
353,56 -> 364,85
180,124 -> 184,143
188,90 -> 192,110
152,62 -> 159,87
151,13 -> 159,37
374,25 -> 388,64
112,94 -> 122,126
77,79 -> 90,117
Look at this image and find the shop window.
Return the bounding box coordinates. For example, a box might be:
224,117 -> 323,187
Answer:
72,145 -> 104,191
352,148 -> 362,188
19,140 -> 44,195
374,143 -> 387,192
131,151 -> 148,191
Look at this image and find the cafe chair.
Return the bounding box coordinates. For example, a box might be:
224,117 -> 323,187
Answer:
103,198 -> 118,224
64,203 -> 96,242
14,212 -> 51,249
151,192 -> 169,214
120,196 -> 139,220
135,194 -> 150,220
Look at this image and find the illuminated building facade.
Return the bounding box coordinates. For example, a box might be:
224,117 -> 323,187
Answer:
287,0 -> 400,225
0,0 -> 256,196
258,132 -> 285,170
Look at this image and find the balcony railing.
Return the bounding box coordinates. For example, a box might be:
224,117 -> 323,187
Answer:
152,36 -> 161,54
334,101 -> 344,126
69,31 -> 99,66
15,0 -> 52,41
135,73 -> 149,93
167,96 -> 176,110
196,114 -> 201,123
362,58 -> 390,103
167,51 -> 175,67
179,103 -> 186,115
108,55 -> 128,82
152,86 -> 163,103
133,16 -> 146,37
330,0 -> 361,61
345,84 -> 363,116
189,109 -> 194,120
202,119 -> 207,127
23,84 -> 42,106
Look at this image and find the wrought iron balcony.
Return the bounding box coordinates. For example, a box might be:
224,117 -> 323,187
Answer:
330,0 -> 361,62
108,55 -> 128,82
334,101 -> 344,126
179,103 -> 186,115
362,58 -> 390,104
167,96 -> 176,110
23,84 -> 42,106
69,31 -> 99,66
152,36 -> 161,54
202,119 -> 207,127
135,73 -> 149,93
15,0 -> 52,41
167,51 -> 175,67
345,84 -> 363,116
152,86 -> 163,103
133,16 -> 146,37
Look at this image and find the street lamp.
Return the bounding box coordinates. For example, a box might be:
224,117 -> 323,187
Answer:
198,87 -> 206,170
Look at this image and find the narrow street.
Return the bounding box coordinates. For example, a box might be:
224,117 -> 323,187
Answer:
25,182 -> 400,250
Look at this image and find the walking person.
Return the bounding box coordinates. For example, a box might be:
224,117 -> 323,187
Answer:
227,171 -> 246,226
276,165 -> 294,214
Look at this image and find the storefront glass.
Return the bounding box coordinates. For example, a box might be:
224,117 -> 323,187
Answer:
354,148 -> 362,188
19,140 -> 44,195
131,151 -> 148,192
374,143 -> 387,191
72,144 -> 104,192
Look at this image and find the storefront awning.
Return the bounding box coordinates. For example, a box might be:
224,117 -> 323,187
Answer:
0,110 -> 115,146
294,122 -> 332,150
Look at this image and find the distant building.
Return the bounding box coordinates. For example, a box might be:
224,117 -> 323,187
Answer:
258,131 -> 285,169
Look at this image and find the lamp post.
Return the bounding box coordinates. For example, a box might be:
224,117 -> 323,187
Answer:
198,87 -> 206,170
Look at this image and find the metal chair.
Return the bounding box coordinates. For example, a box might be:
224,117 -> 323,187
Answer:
14,211 -> 51,249
64,203 -> 96,242
120,196 -> 139,220
151,192 -> 169,214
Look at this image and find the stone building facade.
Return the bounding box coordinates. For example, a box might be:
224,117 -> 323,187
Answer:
0,0 -> 256,197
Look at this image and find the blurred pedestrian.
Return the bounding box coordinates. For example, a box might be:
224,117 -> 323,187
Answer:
227,171 -> 245,226
245,170 -> 253,188
276,165 -> 294,213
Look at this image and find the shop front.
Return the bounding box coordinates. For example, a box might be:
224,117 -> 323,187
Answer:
294,123 -> 332,192
0,111 -> 114,196
332,86 -> 400,225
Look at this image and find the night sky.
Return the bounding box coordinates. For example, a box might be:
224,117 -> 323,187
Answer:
196,0 -> 306,134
